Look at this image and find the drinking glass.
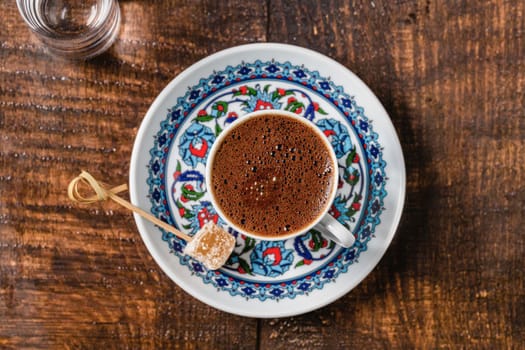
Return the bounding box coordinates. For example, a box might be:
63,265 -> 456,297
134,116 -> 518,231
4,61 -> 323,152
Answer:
16,0 -> 121,60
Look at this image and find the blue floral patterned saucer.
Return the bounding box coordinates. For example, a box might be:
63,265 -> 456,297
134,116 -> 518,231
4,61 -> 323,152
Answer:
130,43 -> 405,318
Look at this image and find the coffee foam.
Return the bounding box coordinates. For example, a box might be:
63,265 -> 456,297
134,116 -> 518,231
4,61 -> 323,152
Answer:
210,113 -> 335,237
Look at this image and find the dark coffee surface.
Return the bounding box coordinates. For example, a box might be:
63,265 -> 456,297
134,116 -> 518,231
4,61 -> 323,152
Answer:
210,113 -> 335,237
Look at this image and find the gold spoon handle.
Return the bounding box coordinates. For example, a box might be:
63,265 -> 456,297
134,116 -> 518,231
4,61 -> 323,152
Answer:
68,171 -> 193,242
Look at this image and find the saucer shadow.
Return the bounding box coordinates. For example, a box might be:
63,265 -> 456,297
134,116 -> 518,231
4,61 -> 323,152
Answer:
373,98 -> 438,285
323,97 -> 439,317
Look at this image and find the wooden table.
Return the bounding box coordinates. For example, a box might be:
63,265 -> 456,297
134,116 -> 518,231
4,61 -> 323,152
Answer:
1,1 -> 524,348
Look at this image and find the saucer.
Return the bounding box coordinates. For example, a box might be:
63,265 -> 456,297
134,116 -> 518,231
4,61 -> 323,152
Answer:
129,43 -> 405,318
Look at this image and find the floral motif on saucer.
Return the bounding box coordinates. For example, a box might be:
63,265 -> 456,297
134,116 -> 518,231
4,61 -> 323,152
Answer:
147,59 -> 387,301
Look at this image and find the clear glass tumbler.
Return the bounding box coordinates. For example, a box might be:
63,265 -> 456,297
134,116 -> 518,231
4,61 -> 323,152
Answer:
16,0 -> 121,60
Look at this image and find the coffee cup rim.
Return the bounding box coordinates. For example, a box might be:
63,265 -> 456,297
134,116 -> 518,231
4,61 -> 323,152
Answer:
205,109 -> 339,241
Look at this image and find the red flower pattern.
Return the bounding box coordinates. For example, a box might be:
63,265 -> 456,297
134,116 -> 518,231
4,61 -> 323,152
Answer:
254,100 -> 274,111
196,207 -> 219,228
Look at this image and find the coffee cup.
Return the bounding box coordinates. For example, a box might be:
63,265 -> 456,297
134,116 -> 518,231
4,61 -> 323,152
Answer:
206,110 -> 355,248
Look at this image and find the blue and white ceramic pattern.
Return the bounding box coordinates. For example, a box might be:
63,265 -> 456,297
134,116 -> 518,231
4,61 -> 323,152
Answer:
130,43 -> 406,318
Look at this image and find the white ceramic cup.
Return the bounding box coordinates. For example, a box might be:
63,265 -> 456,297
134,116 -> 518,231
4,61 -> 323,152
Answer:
206,110 -> 355,248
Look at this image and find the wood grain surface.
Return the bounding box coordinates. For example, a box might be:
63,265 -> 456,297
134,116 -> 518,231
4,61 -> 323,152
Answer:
1,0 -> 524,349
